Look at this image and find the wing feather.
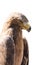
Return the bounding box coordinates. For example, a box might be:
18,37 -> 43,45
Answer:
0,35 -> 15,65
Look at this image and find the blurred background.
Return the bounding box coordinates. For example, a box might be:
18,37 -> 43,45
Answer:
0,0 -> 43,65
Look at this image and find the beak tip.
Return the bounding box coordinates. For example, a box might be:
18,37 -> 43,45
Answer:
27,27 -> 31,32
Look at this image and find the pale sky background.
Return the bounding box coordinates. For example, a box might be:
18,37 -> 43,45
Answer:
0,0 -> 43,65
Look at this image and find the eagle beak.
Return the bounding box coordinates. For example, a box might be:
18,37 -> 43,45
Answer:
23,23 -> 31,32
27,26 -> 31,32
20,22 -> 31,32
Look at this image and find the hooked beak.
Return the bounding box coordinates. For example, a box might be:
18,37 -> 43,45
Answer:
20,21 -> 31,32
27,26 -> 31,32
23,23 -> 31,32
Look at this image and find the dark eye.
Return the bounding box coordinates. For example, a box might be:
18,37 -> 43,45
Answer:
19,20 -> 23,23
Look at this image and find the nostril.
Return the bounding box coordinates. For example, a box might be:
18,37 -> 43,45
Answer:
27,26 -> 31,32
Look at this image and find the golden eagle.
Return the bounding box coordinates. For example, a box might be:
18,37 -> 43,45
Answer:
0,12 -> 31,65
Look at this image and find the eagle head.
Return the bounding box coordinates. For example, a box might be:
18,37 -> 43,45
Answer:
10,12 -> 31,32
2,12 -> 31,33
